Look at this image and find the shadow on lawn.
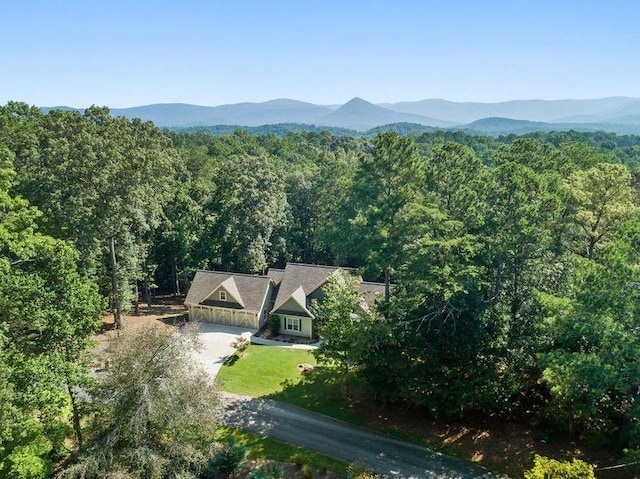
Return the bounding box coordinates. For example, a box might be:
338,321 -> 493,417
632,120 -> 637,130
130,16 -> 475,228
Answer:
265,366 -> 371,424
223,354 -> 240,367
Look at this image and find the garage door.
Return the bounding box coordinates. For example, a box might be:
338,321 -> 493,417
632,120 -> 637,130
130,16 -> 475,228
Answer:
191,306 -> 257,328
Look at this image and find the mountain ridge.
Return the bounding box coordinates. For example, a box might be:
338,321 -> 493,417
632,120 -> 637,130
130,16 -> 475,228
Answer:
40,96 -> 640,135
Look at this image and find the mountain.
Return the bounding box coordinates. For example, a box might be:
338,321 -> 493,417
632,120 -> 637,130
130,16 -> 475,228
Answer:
107,99 -> 333,127
463,117 -> 640,136
383,97 -> 637,124
553,99 -> 640,123
40,96 -> 640,136
316,97 -> 452,130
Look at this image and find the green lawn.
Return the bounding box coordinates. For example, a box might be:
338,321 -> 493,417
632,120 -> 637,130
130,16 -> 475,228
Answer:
217,426 -> 348,473
216,344 -> 366,423
216,344 -> 317,396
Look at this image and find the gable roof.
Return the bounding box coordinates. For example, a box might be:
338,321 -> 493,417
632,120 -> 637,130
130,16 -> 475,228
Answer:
271,263 -> 352,314
266,268 -> 285,287
359,281 -> 386,299
185,270 -> 272,312
358,281 -> 387,312
216,276 -> 245,307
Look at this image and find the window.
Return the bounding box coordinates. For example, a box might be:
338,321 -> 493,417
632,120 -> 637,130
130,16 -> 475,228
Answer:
285,317 -> 301,332
219,291 -> 227,301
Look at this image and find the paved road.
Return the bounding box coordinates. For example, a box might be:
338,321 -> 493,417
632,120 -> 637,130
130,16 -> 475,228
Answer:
221,394 -> 505,479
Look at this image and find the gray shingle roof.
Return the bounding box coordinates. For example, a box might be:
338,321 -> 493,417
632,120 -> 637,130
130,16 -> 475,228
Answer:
186,264 -> 388,318
272,263 -> 346,313
184,270 -> 272,312
266,268 -> 285,286
359,281 -> 387,307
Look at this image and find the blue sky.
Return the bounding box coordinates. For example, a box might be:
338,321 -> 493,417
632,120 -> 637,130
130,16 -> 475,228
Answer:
1,0 -> 639,107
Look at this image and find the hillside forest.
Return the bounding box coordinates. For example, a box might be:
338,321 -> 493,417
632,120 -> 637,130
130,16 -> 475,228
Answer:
3,102 -> 640,475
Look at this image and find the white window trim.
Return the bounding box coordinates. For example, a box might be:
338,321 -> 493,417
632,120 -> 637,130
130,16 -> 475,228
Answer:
219,290 -> 227,301
285,317 -> 301,332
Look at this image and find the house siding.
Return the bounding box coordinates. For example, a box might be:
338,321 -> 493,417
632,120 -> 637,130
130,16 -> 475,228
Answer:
277,296 -> 308,314
257,283 -> 273,328
278,314 -> 313,338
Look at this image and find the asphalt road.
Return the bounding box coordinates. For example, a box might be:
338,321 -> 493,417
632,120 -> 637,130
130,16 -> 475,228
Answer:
221,394 -> 505,479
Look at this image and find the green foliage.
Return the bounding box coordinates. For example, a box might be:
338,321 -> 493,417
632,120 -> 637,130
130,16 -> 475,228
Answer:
198,153 -> 287,273
58,326 -> 221,478
291,452 -> 305,468
564,162 -> 637,259
4,104 -> 177,327
310,271 -> 369,374
267,314 -> 281,335
0,155 -> 103,478
7,102 -> 640,466
349,132 -> 422,298
248,461 -> 283,479
538,220 -> 640,441
347,463 -> 384,479
623,448 -> 640,475
523,455 -> 595,479
0,419 -> 54,479
206,439 -> 247,478
301,464 -> 313,478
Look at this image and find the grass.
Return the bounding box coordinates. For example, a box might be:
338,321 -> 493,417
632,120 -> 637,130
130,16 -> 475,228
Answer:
216,426 -> 349,473
216,344 -> 317,396
217,344 -> 366,423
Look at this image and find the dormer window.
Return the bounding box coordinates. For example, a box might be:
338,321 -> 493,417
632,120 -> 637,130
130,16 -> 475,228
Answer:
219,291 -> 227,301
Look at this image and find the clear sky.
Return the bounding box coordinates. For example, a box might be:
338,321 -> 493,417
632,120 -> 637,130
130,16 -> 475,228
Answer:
1,0 -> 639,107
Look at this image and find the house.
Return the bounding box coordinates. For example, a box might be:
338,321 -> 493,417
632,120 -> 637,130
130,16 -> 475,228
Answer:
185,263 -> 386,338
184,270 -> 279,329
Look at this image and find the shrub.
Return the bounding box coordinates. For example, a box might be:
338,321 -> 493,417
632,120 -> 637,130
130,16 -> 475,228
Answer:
300,464 -> 313,479
623,448 -> 640,475
206,439 -> 247,478
291,453 -> 305,469
231,335 -> 250,355
249,461 -> 283,479
347,463 -> 383,479
524,455 -> 595,479
268,315 -> 281,335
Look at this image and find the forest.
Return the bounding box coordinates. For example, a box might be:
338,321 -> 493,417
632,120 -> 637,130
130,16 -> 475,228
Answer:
2,101 -> 640,476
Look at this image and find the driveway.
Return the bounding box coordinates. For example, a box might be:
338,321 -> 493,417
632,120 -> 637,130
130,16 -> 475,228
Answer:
221,394 -> 503,479
189,322 -> 255,378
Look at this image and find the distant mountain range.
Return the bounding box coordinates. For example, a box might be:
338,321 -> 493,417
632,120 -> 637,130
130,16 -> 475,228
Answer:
41,96 -> 640,136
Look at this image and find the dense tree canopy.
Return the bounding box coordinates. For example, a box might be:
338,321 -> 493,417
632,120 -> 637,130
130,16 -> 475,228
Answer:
0,151 -> 103,478
4,102 -> 640,471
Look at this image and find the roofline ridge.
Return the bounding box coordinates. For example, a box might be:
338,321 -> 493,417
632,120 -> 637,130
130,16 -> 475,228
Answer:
285,262 -> 344,270
196,269 -> 271,279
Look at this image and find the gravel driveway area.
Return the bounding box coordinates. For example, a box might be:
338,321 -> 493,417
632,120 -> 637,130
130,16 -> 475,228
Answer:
189,322 -> 256,378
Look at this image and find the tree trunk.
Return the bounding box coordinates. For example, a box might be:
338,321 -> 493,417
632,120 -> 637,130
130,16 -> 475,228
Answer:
66,377 -> 83,448
492,258 -> 504,304
143,260 -> 152,307
384,265 -> 391,303
173,253 -> 181,296
110,236 -> 123,329
133,280 -> 140,314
